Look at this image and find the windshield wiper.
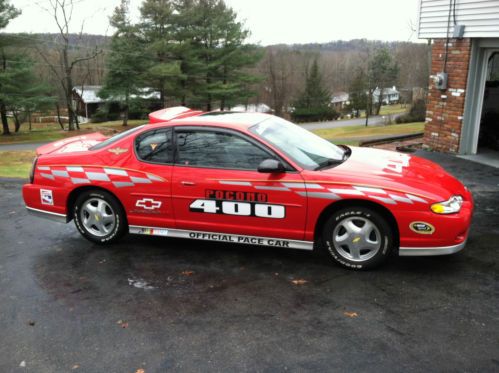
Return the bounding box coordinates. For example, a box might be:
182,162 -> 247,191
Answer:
315,148 -> 350,170
314,158 -> 344,170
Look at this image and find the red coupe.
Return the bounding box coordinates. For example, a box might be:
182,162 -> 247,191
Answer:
22,107 -> 473,269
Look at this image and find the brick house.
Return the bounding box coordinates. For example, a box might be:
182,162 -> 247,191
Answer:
418,0 -> 499,163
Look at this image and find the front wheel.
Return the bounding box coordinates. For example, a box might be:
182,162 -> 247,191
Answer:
322,207 -> 394,270
73,190 -> 127,244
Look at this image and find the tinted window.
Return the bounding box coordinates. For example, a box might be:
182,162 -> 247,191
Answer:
175,130 -> 271,170
135,128 -> 173,163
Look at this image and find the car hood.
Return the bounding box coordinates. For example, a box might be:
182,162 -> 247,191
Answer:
315,146 -> 467,201
36,132 -> 108,156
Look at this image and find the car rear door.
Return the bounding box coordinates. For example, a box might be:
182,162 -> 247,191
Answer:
171,127 -> 308,241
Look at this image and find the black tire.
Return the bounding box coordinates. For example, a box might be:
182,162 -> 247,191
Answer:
321,206 -> 394,270
73,189 -> 127,244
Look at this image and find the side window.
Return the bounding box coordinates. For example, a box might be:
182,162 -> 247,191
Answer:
135,128 -> 173,163
175,130 -> 271,170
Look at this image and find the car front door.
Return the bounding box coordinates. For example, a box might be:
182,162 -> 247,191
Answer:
127,127 -> 175,229
171,127 -> 308,241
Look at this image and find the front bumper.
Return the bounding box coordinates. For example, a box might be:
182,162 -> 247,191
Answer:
399,239 -> 467,256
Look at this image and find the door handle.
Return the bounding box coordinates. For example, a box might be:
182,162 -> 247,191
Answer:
181,181 -> 196,186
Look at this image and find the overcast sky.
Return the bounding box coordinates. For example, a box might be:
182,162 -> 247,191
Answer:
7,0 -> 422,45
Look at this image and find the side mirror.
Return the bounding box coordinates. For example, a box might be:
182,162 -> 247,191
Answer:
257,159 -> 285,173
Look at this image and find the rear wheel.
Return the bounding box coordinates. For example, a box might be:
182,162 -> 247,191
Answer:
74,190 -> 127,244
322,207 -> 393,270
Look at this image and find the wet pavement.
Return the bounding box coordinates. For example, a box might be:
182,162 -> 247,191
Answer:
0,151 -> 498,372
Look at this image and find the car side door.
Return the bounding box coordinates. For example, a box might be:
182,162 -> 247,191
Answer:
171,126 -> 308,240
126,127 -> 175,229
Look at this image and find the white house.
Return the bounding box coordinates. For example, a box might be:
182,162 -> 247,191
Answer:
372,87 -> 400,105
331,92 -> 350,111
72,85 -> 161,119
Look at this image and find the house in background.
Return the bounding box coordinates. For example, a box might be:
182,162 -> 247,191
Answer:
372,87 -> 400,105
418,0 -> 499,166
72,86 -> 103,119
72,85 -> 161,119
230,103 -> 274,113
331,92 -> 350,111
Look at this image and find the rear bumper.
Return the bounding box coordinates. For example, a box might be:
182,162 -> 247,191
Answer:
26,206 -> 68,223
399,239 -> 466,256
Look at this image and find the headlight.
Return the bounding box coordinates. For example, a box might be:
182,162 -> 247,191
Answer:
431,196 -> 463,214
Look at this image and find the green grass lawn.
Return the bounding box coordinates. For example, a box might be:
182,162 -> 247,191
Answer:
313,122 -> 424,142
0,151 -> 35,178
0,120 -> 145,145
0,121 -> 425,179
379,104 -> 409,116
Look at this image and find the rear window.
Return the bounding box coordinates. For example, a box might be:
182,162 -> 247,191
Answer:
90,125 -> 145,151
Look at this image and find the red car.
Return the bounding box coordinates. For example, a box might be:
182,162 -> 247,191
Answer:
22,108 -> 473,269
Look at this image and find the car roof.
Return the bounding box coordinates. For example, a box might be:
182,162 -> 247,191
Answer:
170,111 -> 272,130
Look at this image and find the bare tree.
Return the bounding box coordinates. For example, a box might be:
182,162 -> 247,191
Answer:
36,0 -> 102,130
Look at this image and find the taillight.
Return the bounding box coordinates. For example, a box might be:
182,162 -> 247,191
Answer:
30,156 -> 38,183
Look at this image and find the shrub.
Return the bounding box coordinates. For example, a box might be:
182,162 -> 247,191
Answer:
291,107 -> 339,123
396,99 -> 426,123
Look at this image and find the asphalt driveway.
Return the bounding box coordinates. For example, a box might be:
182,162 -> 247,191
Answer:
0,151 -> 498,372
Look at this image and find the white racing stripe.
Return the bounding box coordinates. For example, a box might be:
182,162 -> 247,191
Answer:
219,181 -> 252,186
354,186 -> 387,194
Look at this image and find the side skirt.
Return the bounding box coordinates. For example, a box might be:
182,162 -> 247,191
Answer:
26,206 -> 68,223
129,225 -> 314,251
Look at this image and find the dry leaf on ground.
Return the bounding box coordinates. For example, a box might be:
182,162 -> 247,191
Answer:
344,311 -> 358,318
291,279 -> 308,285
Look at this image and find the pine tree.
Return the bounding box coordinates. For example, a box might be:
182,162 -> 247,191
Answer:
175,0 -> 262,110
140,0 -> 184,107
100,0 -> 147,126
292,59 -> 334,122
0,55 -> 54,132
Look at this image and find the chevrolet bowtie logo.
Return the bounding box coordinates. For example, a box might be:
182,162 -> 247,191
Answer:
136,198 -> 162,210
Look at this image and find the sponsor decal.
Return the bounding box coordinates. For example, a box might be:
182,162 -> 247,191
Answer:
136,198 -> 162,210
409,221 -> 435,234
139,228 -> 169,236
190,199 -> 285,219
40,189 -> 53,205
108,147 -> 128,155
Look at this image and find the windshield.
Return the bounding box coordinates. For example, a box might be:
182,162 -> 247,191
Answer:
249,117 -> 345,170
90,125 -> 145,151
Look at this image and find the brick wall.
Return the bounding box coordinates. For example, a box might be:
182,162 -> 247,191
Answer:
423,38 -> 472,153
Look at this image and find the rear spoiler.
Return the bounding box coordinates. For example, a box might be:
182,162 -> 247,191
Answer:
149,106 -> 203,124
35,132 -> 108,156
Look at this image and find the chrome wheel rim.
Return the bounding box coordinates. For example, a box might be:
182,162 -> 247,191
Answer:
332,217 -> 381,262
80,198 -> 116,237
